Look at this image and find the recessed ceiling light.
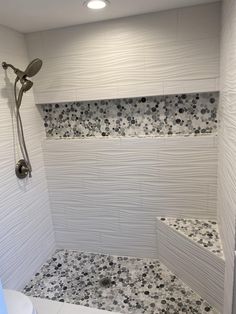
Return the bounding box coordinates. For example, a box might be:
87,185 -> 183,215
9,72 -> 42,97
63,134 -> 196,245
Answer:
85,0 -> 109,10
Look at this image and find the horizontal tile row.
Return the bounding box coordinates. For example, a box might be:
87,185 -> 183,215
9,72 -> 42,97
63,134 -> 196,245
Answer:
41,92 -> 219,139
26,3 -> 220,104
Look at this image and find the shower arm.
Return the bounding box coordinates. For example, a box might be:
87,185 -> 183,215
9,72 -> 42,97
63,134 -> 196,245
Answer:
2,62 -> 26,81
3,63 -> 15,71
2,62 -> 16,72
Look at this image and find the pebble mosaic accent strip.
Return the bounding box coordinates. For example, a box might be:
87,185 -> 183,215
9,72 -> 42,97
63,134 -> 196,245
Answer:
41,92 -> 218,138
23,250 -> 216,314
157,218 -> 224,259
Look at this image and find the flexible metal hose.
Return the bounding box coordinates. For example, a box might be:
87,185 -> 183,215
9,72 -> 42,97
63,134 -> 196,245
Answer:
14,80 -> 32,177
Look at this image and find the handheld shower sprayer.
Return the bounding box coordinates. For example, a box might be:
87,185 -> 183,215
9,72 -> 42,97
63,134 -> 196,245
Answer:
2,58 -> 43,179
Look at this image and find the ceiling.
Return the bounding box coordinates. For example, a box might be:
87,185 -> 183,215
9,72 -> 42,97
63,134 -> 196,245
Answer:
0,0 -> 220,33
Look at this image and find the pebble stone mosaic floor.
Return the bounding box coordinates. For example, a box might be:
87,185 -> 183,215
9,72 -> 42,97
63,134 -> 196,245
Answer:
23,250 -> 217,314
157,218 -> 224,259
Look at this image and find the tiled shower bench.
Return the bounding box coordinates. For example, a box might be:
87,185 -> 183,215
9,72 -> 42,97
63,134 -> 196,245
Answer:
156,217 -> 225,313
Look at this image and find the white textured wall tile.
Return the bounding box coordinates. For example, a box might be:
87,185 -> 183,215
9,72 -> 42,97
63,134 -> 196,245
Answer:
144,38 -> 219,80
43,136 -> 217,258
0,27 -> 26,57
234,251 -> 236,314
163,78 -> 219,95
26,3 -> 220,104
177,2 -> 220,41
0,25 -> 55,290
219,0 -> 236,313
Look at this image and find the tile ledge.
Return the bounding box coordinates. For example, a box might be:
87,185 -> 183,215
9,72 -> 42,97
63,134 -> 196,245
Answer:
157,217 -> 224,260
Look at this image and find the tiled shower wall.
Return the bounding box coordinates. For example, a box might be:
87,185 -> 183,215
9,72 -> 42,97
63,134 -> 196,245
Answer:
43,135 -> 217,258
0,25 -> 55,290
0,0 -> 223,296
25,2 -> 221,259
219,0 -> 236,313
26,2 -> 220,103
41,91 -> 218,257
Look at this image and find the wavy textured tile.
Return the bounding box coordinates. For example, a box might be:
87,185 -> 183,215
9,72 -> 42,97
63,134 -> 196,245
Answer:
43,136 -> 217,258
219,0 -> 236,313
0,24 -> 55,290
25,3 -> 220,104
0,1 -> 223,302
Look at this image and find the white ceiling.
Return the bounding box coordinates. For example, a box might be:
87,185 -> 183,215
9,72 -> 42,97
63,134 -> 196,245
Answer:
0,0 -> 220,33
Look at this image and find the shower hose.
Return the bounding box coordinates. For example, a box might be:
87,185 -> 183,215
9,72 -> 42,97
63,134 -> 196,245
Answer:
14,80 -> 32,177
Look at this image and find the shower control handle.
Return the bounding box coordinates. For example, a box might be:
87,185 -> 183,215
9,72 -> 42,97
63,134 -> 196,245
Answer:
15,159 -> 29,179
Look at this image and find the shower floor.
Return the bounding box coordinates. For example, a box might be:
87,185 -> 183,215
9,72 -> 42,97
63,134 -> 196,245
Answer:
23,250 -> 216,314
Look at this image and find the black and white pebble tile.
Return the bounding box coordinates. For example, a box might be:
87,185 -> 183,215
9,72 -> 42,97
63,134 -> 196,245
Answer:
41,92 -> 218,138
23,250 -> 217,314
158,218 -> 224,259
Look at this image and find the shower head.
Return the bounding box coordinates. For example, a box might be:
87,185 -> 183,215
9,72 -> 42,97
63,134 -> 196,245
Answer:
21,78 -> 33,92
24,58 -> 42,78
16,79 -> 33,110
15,78 -> 33,110
2,58 -> 42,86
